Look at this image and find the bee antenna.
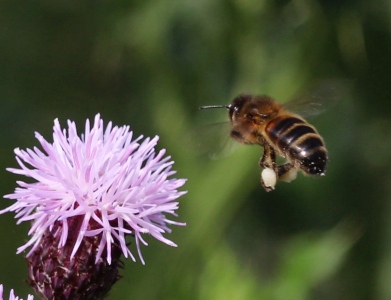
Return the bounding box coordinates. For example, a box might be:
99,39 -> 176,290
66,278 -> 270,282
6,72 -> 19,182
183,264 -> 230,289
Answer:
199,105 -> 229,110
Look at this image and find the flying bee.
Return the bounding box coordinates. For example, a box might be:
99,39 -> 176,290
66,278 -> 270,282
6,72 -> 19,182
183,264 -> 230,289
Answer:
200,91 -> 331,192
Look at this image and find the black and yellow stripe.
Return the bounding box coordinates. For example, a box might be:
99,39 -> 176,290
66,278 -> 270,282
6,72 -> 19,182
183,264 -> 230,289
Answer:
266,115 -> 327,175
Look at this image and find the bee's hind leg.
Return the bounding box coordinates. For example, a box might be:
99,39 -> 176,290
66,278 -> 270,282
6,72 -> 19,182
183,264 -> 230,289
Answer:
259,144 -> 277,170
259,147 -> 299,191
277,163 -> 298,183
259,145 -> 278,192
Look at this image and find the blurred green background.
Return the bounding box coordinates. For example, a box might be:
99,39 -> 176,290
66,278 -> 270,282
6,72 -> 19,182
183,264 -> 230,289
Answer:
1,0 -> 391,299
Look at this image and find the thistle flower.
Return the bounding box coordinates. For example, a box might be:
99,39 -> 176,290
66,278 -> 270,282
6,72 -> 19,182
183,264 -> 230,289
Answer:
0,285 -> 34,300
1,114 -> 186,299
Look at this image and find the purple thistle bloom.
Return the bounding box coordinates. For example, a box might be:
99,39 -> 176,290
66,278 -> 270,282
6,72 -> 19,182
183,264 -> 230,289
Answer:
1,114 -> 187,298
0,285 -> 34,300
2,114 -> 186,264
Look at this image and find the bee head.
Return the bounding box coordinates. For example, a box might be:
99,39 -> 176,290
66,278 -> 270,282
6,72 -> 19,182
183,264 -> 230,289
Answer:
228,95 -> 251,121
230,94 -> 280,123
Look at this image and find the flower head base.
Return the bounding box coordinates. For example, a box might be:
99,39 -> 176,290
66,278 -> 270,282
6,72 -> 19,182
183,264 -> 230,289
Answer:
2,114 -> 186,265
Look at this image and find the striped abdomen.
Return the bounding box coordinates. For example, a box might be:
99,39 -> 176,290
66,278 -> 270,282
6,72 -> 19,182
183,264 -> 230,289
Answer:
265,115 -> 328,175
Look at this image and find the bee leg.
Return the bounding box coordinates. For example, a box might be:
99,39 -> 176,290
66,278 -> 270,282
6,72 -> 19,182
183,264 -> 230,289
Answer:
261,168 -> 277,192
259,145 -> 278,192
277,163 -> 298,182
259,145 -> 277,170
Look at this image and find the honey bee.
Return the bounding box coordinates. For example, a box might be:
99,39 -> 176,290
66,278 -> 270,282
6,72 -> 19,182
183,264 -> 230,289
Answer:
200,93 -> 329,192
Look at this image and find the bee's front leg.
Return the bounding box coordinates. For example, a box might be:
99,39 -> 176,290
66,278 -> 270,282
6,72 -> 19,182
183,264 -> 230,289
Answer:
259,145 -> 278,192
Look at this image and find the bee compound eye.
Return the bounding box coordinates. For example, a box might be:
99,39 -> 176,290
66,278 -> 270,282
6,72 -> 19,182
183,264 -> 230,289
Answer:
246,113 -> 253,120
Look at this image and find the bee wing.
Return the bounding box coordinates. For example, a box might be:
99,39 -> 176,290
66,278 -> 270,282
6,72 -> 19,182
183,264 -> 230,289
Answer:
282,79 -> 351,118
191,121 -> 239,159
